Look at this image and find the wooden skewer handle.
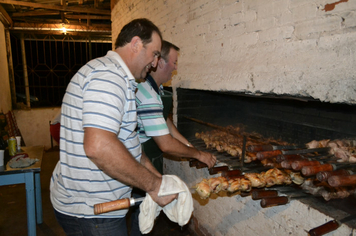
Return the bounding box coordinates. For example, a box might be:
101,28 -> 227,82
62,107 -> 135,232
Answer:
247,145 -> 273,152
195,161 -> 208,169
189,159 -> 198,167
328,174 -> 356,187
291,160 -> 321,171
301,164 -> 333,176
260,196 -> 289,208
94,198 -> 131,215
281,159 -> 300,169
221,169 -> 242,178
209,166 -> 229,175
256,150 -> 282,160
275,154 -> 302,163
308,220 -> 340,236
252,190 -> 278,200
316,169 -> 351,182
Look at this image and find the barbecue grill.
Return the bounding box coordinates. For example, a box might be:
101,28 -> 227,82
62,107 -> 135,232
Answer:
164,88 -> 356,236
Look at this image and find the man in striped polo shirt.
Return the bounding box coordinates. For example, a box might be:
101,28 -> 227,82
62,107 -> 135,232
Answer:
50,19 -> 177,236
136,41 -> 216,171
131,41 -> 216,236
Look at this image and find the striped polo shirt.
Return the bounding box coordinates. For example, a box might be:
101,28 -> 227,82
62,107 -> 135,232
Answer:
136,75 -> 169,143
50,50 -> 141,218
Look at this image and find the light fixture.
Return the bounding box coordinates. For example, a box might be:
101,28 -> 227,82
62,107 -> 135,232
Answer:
62,25 -> 67,34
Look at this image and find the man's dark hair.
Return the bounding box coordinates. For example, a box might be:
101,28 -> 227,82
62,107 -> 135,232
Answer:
114,18 -> 162,49
161,40 -> 180,61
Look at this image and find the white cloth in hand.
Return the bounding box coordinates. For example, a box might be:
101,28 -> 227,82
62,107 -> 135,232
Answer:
139,175 -> 193,234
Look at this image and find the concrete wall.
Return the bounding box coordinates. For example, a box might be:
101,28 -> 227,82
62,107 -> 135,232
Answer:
13,108 -> 60,149
111,0 -> 356,105
0,22 -> 11,113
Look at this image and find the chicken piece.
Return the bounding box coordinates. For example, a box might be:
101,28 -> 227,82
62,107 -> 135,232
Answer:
263,168 -> 292,185
319,139 -> 330,147
226,146 -> 241,157
333,147 -> 350,162
264,175 -> 277,187
284,169 -> 305,185
208,177 -> 222,193
248,152 -> 257,161
227,177 -> 251,192
349,155 -> 356,163
196,179 -> 211,199
217,176 -> 229,191
321,187 -> 353,201
228,178 -> 241,192
239,178 -> 252,192
306,140 -> 320,149
244,173 -> 265,188
208,177 -> 229,193
301,179 -> 324,196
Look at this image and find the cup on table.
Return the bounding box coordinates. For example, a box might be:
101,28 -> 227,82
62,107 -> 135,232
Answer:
0,150 -> 4,166
15,136 -> 21,151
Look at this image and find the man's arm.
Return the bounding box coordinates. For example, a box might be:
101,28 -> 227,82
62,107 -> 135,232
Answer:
152,134 -> 216,168
140,151 -> 162,177
83,127 -> 175,206
166,118 -> 192,146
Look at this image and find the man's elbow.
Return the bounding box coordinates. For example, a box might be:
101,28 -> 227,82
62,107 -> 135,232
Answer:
84,140 -> 100,158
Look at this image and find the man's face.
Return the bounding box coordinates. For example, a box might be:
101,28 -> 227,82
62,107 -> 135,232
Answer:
160,48 -> 178,84
135,32 -> 161,80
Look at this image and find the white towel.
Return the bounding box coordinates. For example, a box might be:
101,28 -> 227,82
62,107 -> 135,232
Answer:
139,175 -> 193,234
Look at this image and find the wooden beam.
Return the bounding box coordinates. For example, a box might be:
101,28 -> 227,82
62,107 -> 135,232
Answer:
0,0 -> 111,15
66,14 -> 110,20
11,10 -> 60,17
12,22 -> 111,32
0,4 -> 12,27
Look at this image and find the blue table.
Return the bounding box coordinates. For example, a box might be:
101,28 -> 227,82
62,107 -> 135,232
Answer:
0,146 -> 44,236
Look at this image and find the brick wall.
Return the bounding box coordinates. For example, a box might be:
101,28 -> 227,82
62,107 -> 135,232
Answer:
111,0 -> 356,105
111,1 -> 356,235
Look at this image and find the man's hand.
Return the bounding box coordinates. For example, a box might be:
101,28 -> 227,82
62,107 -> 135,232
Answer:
197,151 -> 216,168
147,177 -> 178,207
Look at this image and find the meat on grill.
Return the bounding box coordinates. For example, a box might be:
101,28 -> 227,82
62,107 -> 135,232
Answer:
306,139 -> 356,162
301,179 -> 356,201
195,128 -> 288,163
194,168 -> 303,199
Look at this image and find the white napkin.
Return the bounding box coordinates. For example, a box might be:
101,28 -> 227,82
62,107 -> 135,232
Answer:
139,175 -> 193,234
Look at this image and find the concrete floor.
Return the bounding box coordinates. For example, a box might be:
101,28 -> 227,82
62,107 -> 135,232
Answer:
0,148 -> 192,236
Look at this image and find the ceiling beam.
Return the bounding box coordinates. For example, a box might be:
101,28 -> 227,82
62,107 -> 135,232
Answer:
66,14 -> 110,20
0,3 -> 12,27
12,22 -> 111,33
0,0 -> 111,15
11,10 -> 60,17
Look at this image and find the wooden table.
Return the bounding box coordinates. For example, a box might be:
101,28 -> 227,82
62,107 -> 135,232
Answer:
0,146 -> 44,236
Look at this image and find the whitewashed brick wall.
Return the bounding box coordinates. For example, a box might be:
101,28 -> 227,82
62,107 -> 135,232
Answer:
111,1 -> 356,235
112,0 -> 356,105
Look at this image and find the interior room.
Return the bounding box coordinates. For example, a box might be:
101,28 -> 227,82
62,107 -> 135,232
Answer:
1,0 -> 355,236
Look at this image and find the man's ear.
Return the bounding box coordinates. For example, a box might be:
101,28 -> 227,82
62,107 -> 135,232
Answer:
130,36 -> 142,53
158,58 -> 165,68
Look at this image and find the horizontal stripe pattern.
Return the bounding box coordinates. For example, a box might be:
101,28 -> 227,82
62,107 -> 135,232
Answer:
136,79 -> 169,143
50,51 -> 140,218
